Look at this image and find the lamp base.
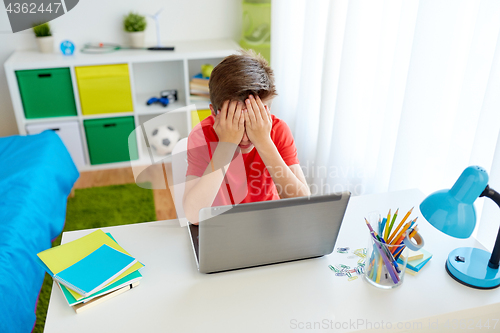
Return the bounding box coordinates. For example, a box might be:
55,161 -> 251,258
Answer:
445,247 -> 500,289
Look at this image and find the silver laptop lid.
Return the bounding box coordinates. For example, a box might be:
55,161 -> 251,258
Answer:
195,192 -> 351,273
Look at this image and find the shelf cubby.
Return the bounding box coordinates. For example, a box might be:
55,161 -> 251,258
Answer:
4,39 -> 239,170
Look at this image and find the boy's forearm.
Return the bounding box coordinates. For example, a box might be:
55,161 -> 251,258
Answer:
256,140 -> 311,198
184,143 -> 238,223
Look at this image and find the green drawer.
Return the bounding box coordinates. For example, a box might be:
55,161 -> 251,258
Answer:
16,68 -> 77,119
84,116 -> 138,165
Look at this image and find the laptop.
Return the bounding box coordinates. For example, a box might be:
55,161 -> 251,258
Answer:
187,192 -> 351,273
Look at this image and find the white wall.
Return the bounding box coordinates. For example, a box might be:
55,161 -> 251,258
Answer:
0,0 -> 241,137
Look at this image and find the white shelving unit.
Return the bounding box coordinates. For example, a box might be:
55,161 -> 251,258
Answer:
4,39 -> 238,171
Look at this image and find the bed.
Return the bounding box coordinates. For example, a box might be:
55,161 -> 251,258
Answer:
0,130 -> 79,333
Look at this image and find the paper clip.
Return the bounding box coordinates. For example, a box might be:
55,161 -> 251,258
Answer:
354,248 -> 366,258
348,276 -> 358,281
337,247 -> 350,253
328,265 -> 339,273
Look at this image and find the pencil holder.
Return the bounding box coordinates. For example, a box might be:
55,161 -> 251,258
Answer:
364,230 -> 408,289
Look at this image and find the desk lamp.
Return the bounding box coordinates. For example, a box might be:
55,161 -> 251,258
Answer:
420,166 -> 500,289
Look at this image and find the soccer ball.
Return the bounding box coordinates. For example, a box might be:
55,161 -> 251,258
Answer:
149,125 -> 180,155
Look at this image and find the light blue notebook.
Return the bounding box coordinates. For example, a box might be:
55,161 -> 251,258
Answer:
54,244 -> 137,297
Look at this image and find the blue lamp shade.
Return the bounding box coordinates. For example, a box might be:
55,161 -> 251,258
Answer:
419,165 -> 500,289
420,166 -> 489,238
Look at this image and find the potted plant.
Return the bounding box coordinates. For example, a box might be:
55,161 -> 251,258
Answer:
124,12 -> 147,48
33,22 -> 54,53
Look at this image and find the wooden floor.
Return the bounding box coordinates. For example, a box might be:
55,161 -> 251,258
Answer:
73,164 -> 177,221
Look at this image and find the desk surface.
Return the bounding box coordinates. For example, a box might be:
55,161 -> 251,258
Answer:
44,189 -> 500,333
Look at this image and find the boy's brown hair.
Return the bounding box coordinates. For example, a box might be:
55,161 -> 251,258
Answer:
208,49 -> 277,112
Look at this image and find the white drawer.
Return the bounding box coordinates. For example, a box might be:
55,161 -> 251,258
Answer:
26,121 -> 86,168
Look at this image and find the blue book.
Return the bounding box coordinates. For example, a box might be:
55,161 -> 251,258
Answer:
193,73 -> 209,80
54,244 -> 137,297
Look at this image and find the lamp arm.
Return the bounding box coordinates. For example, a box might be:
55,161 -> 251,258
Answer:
480,185 -> 500,269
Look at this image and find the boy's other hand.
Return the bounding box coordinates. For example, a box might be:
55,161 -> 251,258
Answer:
244,95 -> 272,148
213,100 -> 245,145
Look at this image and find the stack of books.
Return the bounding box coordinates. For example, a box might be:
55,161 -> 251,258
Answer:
189,73 -> 210,101
37,229 -> 144,313
398,248 -> 433,276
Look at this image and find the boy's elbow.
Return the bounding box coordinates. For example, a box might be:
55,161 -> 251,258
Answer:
186,209 -> 199,225
295,187 -> 310,198
299,180 -> 311,196
182,193 -> 198,224
183,197 -> 199,225
304,187 -> 311,196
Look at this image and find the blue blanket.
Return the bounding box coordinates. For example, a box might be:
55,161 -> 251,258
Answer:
0,131 -> 79,333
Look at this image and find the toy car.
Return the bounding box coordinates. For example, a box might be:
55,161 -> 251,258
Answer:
146,97 -> 170,107
160,89 -> 178,102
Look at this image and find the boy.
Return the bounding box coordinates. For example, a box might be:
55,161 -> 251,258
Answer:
183,50 -> 310,224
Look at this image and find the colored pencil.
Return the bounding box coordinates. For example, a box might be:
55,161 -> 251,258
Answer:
391,235 -> 406,254
393,226 -> 419,259
370,256 -> 377,280
384,209 -> 392,239
365,219 -> 400,273
378,215 -> 382,235
390,223 -> 412,253
372,231 -> 399,283
409,226 -> 418,238
386,208 -> 399,240
387,207 -> 413,243
394,246 -> 405,261
392,226 -> 411,249
380,218 -> 387,236
390,225 -> 410,253
409,217 -> 418,229
376,258 -> 383,283
365,219 -> 399,283
390,218 -> 415,246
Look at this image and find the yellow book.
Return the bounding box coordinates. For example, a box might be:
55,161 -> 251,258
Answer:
38,229 -> 144,300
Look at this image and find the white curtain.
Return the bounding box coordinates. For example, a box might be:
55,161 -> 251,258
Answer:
271,0 -> 500,250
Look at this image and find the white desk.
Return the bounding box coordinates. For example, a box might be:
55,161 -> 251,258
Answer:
44,189 -> 500,333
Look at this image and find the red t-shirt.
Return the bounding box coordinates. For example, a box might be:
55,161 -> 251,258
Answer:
186,114 -> 299,206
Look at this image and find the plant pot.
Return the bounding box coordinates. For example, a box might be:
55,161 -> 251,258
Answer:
127,31 -> 145,48
36,36 -> 54,53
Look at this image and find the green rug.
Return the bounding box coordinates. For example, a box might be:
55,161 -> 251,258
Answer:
34,183 -> 156,333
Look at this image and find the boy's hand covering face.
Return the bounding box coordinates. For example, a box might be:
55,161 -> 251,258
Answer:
213,100 -> 245,145
243,95 -> 272,147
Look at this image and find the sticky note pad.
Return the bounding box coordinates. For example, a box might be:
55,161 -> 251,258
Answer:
400,250 -> 424,262
398,248 -> 432,273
